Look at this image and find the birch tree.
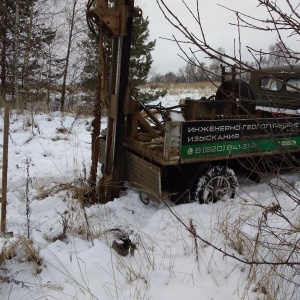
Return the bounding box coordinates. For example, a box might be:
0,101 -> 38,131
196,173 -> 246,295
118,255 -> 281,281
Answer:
60,0 -> 85,112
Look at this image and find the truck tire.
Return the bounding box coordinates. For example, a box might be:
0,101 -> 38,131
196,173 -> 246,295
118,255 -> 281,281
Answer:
193,165 -> 238,204
215,79 -> 256,114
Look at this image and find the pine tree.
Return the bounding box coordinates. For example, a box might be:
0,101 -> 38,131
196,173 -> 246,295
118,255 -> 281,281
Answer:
0,0 -> 57,104
81,14 -> 156,97
0,1 -> 16,101
129,16 -> 156,86
80,31 -> 99,94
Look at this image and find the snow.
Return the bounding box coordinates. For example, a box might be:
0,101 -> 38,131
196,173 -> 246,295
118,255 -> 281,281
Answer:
0,91 -> 299,299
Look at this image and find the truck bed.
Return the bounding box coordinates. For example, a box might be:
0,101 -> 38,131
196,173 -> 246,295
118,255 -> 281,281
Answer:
122,117 -> 300,166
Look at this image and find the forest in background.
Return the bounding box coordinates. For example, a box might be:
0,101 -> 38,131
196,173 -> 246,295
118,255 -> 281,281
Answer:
1,0 -> 159,113
0,0 -> 87,111
1,0 -> 299,113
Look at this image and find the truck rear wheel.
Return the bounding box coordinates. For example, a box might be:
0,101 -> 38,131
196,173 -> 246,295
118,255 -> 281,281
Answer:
215,79 -> 256,114
193,165 -> 238,204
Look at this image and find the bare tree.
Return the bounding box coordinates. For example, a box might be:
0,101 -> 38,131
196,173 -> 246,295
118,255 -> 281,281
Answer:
208,47 -> 225,80
156,0 -> 300,298
13,0 -> 20,102
156,0 -> 300,76
266,42 -> 299,66
59,0 -> 85,112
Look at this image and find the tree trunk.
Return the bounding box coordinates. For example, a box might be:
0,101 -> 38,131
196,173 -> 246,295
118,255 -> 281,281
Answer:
60,0 -> 77,113
0,5 -> 7,103
13,0 -> 20,104
23,0 -> 34,105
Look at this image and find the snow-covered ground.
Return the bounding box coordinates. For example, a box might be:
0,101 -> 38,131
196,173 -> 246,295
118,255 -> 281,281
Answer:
0,90 -> 299,300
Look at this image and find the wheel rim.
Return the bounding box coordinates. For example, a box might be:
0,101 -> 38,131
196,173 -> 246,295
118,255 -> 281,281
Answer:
202,175 -> 232,203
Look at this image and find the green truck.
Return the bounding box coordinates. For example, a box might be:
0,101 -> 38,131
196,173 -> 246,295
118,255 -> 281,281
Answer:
88,0 -> 300,205
99,65 -> 300,204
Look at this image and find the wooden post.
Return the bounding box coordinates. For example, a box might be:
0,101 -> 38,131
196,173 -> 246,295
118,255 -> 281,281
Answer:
1,105 -> 9,235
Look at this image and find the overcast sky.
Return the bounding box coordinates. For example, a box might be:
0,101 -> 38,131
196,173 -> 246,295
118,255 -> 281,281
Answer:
140,0 -> 296,75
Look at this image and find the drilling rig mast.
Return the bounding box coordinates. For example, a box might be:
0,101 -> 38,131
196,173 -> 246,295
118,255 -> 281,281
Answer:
87,0 -> 142,202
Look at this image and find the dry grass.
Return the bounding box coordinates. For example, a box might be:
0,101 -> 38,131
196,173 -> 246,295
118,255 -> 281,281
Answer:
140,81 -> 219,91
0,236 -> 42,268
56,126 -> 69,134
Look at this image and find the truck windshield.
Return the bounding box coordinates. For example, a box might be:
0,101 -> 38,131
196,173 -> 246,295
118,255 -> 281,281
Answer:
286,78 -> 300,93
260,77 -> 283,92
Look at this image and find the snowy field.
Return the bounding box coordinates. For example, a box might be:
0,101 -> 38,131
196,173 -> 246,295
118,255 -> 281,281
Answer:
0,89 -> 299,300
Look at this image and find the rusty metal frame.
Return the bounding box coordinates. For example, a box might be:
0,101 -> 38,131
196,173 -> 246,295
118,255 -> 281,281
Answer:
88,0 -> 141,37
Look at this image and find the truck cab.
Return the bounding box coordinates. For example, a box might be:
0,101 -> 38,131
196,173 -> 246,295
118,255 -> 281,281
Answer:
248,65 -> 300,115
